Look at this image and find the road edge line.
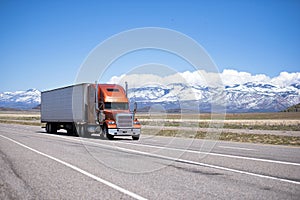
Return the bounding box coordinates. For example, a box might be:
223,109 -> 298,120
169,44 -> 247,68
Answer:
0,134 -> 147,200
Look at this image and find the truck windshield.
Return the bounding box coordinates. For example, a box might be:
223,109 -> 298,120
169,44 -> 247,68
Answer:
105,102 -> 129,110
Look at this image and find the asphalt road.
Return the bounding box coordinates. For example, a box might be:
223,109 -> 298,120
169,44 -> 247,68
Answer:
0,123 -> 299,199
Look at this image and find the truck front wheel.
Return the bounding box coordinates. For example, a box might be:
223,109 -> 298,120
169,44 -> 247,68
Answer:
103,126 -> 114,140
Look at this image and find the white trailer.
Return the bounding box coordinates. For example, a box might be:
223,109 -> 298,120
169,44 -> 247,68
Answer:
41,83 -> 141,140
41,83 -> 97,137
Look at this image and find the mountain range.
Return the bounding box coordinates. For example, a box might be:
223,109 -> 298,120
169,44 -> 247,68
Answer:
128,82 -> 300,112
0,89 -> 40,110
0,82 -> 299,112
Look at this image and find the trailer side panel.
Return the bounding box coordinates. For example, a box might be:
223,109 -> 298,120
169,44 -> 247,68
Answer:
41,84 -> 87,123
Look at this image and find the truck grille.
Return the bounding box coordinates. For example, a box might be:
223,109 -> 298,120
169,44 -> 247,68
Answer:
116,114 -> 133,128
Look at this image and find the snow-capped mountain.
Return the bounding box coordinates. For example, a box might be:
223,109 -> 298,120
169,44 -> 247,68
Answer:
111,70 -> 300,112
128,82 -> 300,112
0,89 -> 40,109
0,70 -> 300,112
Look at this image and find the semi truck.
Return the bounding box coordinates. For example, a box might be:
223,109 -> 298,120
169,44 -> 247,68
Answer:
41,83 -> 141,140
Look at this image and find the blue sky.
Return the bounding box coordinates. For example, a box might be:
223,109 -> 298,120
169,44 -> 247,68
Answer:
0,0 -> 299,92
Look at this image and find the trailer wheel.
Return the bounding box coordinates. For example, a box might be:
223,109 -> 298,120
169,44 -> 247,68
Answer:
103,125 -> 114,140
132,135 -> 140,140
49,123 -> 57,134
67,128 -> 74,135
46,123 -> 50,133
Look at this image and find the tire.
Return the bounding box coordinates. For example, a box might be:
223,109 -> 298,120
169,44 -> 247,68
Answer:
49,123 -> 57,134
67,127 -> 74,135
69,123 -> 80,137
132,135 -> 140,140
103,126 -> 114,140
46,123 -> 50,133
73,124 -> 79,137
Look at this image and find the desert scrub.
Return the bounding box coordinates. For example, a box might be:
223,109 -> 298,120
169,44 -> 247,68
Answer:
140,120 -> 300,131
137,112 -> 300,120
0,119 -> 41,126
217,132 -> 300,146
146,129 -> 300,146
0,116 -> 40,121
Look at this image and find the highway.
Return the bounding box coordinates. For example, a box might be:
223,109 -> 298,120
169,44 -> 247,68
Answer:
0,123 -> 299,199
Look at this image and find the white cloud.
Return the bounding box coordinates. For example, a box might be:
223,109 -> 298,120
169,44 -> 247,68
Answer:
220,69 -> 271,86
270,72 -> 300,87
108,69 -> 300,88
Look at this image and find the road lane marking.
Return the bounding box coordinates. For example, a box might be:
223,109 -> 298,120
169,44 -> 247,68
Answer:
0,134 -> 147,200
2,125 -> 300,167
31,133 -> 299,185
72,138 -> 300,185
2,126 -> 300,185
115,141 -> 300,167
2,125 -> 300,166
40,131 -> 300,167
2,127 -> 300,166
218,146 -> 255,151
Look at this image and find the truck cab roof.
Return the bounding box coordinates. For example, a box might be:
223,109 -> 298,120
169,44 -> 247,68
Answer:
98,84 -> 128,103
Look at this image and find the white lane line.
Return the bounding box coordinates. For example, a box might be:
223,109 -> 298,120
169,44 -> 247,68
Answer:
71,138 -> 300,185
2,127 -> 300,185
3,125 -> 300,167
2,126 -> 300,167
218,146 -> 255,151
35,134 -> 300,185
0,134 -> 147,200
115,141 -> 300,167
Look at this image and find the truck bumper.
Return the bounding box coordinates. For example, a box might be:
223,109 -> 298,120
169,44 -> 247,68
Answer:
108,128 -> 141,136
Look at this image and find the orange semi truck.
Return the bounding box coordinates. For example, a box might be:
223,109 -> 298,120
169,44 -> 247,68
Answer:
41,83 -> 141,140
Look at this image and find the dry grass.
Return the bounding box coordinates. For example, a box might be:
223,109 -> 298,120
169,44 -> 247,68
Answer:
142,129 -> 300,146
138,112 -> 300,131
141,120 -> 300,131
1,110 -> 299,146
137,112 -> 300,120
0,111 -> 41,126
0,119 -> 41,126
0,111 -> 40,119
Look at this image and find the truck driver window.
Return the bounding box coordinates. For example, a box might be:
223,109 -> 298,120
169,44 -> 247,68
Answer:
105,102 -> 128,110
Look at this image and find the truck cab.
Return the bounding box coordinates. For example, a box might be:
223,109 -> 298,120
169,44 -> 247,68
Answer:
96,84 -> 141,140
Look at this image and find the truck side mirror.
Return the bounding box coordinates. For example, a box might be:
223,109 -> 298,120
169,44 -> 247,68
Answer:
133,102 -> 137,114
